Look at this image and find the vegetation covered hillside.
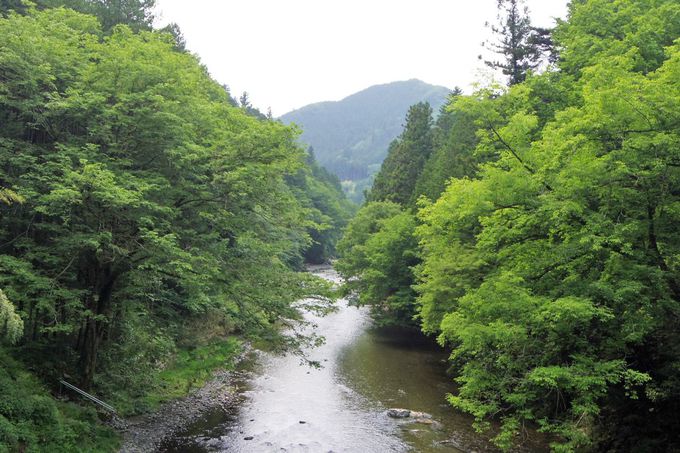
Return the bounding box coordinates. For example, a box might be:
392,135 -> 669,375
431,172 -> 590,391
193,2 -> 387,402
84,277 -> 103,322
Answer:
280,79 -> 451,202
337,0 -> 680,451
0,2 -> 351,451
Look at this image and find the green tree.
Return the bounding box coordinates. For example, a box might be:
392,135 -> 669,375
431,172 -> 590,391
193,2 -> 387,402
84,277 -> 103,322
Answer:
338,1 -> 680,450
337,202 -> 418,326
0,289 -> 22,344
286,148 -> 354,265
336,201 -> 402,280
159,21 -> 186,51
2,0 -> 157,31
554,0 -> 680,76
86,0 -> 155,31
0,0 -> 26,14
483,0 -> 545,85
0,187 -> 23,345
415,0 -> 680,449
368,102 -> 433,205
0,7 -> 335,393
413,92 -> 481,202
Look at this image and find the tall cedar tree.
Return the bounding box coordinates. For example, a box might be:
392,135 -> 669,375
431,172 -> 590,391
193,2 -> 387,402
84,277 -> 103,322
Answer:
483,0 -> 544,85
367,102 -> 433,206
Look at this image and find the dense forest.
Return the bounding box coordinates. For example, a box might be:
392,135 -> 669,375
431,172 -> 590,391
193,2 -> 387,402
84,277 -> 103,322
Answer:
280,79 -> 451,203
337,0 -> 680,451
3,0 -> 680,452
0,1 -> 352,451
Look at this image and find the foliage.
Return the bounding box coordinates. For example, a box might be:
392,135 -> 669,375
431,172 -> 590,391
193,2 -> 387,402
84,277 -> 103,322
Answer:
339,0 -> 680,450
554,0 -> 680,76
336,202 -> 418,326
483,0 -> 549,85
414,0 -> 680,449
286,148 -> 355,265
0,347 -> 119,452
0,186 -> 22,345
413,94 -> 482,202
0,187 -> 21,205
2,0 -> 156,32
98,337 -> 241,415
0,290 -> 22,344
368,102 -> 434,206
0,8 -> 344,451
336,201 -> 402,280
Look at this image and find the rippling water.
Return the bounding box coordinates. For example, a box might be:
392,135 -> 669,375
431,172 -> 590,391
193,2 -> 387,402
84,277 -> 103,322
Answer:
160,267 -> 542,453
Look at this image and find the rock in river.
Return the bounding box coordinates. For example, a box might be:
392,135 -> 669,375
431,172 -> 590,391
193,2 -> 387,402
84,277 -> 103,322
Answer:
386,408 -> 411,418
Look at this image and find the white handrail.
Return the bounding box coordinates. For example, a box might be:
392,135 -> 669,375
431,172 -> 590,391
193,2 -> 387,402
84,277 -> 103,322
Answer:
59,379 -> 117,413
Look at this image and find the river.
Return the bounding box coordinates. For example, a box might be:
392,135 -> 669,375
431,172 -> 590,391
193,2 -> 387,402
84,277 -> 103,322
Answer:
160,267 -> 535,453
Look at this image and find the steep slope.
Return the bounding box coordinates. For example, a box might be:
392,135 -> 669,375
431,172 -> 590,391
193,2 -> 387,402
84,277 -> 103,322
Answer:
280,79 -> 451,202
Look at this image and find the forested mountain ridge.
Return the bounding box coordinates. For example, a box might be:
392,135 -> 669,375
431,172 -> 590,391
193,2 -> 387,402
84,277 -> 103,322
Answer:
0,3 -> 351,451
338,0 -> 680,451
280,79 -> 451,202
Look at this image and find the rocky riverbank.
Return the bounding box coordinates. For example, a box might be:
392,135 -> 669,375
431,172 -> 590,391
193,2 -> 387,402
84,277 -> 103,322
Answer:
115,369 -> 236,452
115,347 -> 251,453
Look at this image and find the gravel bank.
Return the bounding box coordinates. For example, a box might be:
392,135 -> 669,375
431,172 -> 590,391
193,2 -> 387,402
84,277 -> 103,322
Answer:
116,348 -> 250,452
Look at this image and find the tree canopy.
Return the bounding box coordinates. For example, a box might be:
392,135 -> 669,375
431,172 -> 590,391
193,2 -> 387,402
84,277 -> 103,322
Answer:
367,102 -> 434,206
0,5 -> 350,450
338,0 -> 680,450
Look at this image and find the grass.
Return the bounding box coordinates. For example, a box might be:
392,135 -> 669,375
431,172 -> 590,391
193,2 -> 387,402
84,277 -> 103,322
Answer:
102,336 -> 243,416
143,337 -> 242,408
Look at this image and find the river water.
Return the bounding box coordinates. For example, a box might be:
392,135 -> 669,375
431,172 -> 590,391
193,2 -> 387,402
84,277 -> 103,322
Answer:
160,267 -> 529,453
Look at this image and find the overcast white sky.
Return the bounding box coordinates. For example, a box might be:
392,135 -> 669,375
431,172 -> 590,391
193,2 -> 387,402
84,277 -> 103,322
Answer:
154,0 -> 569,116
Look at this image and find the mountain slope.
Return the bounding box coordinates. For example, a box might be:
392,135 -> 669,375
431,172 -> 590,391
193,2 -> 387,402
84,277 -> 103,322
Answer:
280,79 -> 451,201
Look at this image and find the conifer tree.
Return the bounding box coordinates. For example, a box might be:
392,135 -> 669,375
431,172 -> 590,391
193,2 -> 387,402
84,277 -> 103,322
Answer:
367,102 -> 433,206
483,0 -> 545,85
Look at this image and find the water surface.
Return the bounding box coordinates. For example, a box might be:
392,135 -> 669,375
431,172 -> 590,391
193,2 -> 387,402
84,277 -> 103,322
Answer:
161,267 -> 509,452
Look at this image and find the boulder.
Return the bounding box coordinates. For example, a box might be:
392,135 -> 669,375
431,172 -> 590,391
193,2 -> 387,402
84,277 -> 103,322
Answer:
386,408 -> 411,418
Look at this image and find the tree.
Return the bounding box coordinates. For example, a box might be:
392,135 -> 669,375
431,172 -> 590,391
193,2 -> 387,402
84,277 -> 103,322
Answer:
0,186 -> 22,205
0,190 -> 22,345
336,202 -> 402,279
0,7 -> 337,392
416,1 -> 680,449
336,202 -> 418,326
413,90 -> 481,202
6,0 -> 159,31
0,0 -> 26,14
89,0 -> 156,31
482,0 -> 545,85
339,0 -> 680,450
239,91 -> 251,109
159,21 -> 186,51
0,289 -> 22,344
285,148 -> 354,265
368,102 -> 433,206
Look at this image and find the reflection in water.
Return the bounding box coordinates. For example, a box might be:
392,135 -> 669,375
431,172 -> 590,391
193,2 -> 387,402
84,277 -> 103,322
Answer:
338,326 -> 493,452
161,268 -> 506,452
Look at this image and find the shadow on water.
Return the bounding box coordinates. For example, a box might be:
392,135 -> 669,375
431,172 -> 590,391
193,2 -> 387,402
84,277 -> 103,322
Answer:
160,268 -> 548,452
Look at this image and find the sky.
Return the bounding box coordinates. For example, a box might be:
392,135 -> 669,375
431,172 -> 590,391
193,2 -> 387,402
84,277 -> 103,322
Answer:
154,0 -> 569,117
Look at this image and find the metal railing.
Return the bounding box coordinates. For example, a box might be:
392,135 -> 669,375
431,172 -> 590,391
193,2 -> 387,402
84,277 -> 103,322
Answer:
59,379 -> 117,413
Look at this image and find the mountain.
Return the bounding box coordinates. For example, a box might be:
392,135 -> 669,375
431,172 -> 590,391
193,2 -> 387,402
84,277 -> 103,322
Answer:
279,79 -> 452,202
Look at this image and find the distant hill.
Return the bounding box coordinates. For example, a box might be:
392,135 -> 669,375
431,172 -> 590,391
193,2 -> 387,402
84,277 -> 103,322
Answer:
280,79 -> 452,202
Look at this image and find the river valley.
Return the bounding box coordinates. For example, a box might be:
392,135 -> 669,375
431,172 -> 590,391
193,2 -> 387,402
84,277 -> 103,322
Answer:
159,267 -> 516,453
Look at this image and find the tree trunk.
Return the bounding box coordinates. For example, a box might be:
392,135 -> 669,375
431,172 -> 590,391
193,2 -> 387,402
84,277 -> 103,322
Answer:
647,203 -> 680,301
78,267 -> 118,390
